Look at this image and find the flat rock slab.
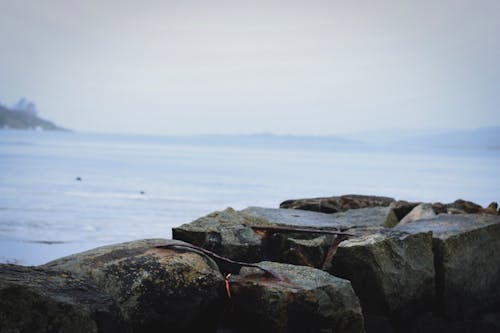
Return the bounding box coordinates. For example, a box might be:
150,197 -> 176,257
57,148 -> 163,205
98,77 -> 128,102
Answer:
328,230 -> 435,320
279,194 -> 395,214
225,261 -> 365,333
395,214 -> 500,319
0,264 -> 125,333
43,239 -> 224,333
243,206 -> 397,229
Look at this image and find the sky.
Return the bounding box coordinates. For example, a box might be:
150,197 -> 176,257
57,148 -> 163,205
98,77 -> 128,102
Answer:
1,0 -> 499,135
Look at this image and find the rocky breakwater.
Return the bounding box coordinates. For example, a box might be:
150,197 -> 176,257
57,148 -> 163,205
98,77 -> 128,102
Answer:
2,194 -> 499,333
1,238 -> 364,332
173,195 -> 500,332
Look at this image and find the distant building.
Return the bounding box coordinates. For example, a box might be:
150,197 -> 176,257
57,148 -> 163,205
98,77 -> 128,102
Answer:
12,98 -> 37,115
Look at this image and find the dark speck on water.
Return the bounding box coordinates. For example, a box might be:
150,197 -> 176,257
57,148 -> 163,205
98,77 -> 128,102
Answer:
76,177 -> 82,181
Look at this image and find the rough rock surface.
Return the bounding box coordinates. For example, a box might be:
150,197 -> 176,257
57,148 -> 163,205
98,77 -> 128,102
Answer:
224,261 -> 365,333
279,194 -> 395,214
398,203 -> 436,225
395,214 -> 500,319
172,208 -> 272,262
243,206 -> 398,229
388,201 -> 420,221
0,264 -> 125,333
327,230 -> 435,320
174,207 -> 398,266
432,199 -> 499,215
43,239 -> 225,332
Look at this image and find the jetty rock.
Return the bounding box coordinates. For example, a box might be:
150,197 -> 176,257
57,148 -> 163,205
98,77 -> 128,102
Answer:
279,194 -> 395,213
43,239 -> 225,333
0,264 -> 126,333
173,206 -> 398,265
395,214 -> 500,320
327,230 -> 435,321
222,261 -> 364,333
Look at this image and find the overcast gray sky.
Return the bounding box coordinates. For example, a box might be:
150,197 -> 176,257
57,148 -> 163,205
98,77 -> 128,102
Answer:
1,0 -> 499,135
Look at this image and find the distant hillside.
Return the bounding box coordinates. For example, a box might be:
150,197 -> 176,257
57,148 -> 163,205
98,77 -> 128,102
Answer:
399,127 -> 500,150
0,104 -> 68,131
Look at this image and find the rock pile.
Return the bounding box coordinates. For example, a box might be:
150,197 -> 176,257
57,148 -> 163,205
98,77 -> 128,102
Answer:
1,195 -> 499,333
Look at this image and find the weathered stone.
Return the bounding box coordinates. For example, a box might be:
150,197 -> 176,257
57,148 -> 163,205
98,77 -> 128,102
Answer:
172,207 -> 272,262
174,206 -> 397,266
243,206 -> 398,229
224,261 -> 365,333
432,199 -> 498,215
395,214 -> 500,319
446,199 -> 483,214
327,230 -> 435,319
398,203 -> 436,225
43,239 -> 224,333
0,264 -> 125,333
281,235 -> 334,268
280,194 -> 395,214
483,202 -> 498,215
389,200 -> 420,221
431,203 -> 448,214
406,311 -> 500,333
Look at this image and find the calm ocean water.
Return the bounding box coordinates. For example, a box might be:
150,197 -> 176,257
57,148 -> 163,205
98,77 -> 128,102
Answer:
1,130 -> 499,265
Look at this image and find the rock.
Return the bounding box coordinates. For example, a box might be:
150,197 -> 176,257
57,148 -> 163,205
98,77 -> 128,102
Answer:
389,200 -> 420,221
327,230 -> 435,320
431,203 -> 448,214
280,194 -> 395,213
172,207 -> 272,262
0,264 -> 125,333
43,239 -> 225,333
482,202 -> 498,215
406,311 -> 500,333
281,235 -> 332,268
223,261 -> 365,333
395,214 -> 500,319
446,199 -> 483,214
398,203 -> 436,225
243,206 -> 398,229
432,199 -> 498,215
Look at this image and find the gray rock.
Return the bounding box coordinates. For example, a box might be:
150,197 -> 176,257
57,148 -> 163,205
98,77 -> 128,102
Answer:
172,207 -> 272,262
0,264 -> 125,333
225,261 -> 365,333
395,214 -> 500,319
243,206 -> 398,229
398,203 -> 436,225
327,230 -> 435,319
389,200 -> 420,221
279,194 -> 395,214
43,239 -> 224,332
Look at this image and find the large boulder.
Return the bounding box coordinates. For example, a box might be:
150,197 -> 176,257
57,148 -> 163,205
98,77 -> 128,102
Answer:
43,239 -> 225,333
0,264 -> 125,333
327,230 -> 435,321
172,207 -> 273,262
279,194 -> 395,214
395,214 -> 500,319
223,261 -> 365,333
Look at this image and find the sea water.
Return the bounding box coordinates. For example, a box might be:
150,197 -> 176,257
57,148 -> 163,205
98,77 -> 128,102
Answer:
1,130 -> 499,265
